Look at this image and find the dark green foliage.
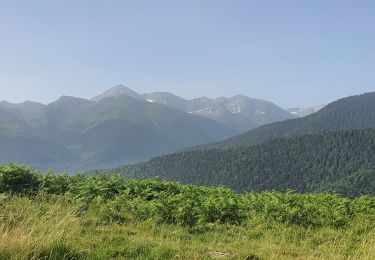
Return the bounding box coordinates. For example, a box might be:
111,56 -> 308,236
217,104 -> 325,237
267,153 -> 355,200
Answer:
0,164 -> 41,195
323,169 -> 375,197
3,164 -> 375,229
40,170 -> 73,195
242,192 -> 353,228
114,128 -> 375,196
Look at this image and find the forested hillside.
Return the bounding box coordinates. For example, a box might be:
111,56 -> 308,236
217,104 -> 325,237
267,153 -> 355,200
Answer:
193,92 -> 375,150
112,128 -> 375,197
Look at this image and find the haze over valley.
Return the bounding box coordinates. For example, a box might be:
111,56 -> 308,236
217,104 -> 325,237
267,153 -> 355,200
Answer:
0,85 -> 317,171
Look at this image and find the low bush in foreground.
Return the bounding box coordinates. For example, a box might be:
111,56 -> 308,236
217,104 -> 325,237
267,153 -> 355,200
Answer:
1,164 -> 375,259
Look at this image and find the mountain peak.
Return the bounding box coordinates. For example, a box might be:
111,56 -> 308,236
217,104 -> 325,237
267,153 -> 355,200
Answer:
50,96 -> 92,113
230,94 -> 251,100
54,95 -> 90,104
92,85 -> 144,102
192,96 -> 212,102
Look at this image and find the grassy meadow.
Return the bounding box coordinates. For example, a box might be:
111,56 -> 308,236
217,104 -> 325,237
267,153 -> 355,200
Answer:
1,164 -> 375,259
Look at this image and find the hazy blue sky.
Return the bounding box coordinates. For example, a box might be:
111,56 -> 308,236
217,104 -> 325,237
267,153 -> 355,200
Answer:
0,0 -> 374,108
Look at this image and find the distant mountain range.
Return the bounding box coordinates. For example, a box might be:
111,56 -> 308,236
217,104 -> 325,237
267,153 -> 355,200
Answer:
108,92 -> 375,196
92,85 -> 302,132
192,92 -> 375,150
0,85 -> 306,171
143,92 -> 295,132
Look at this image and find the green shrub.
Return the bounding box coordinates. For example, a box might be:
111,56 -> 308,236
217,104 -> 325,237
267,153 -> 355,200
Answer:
2,164 -> 375,229
0,164 -> 41,195
242,192 -> 354,227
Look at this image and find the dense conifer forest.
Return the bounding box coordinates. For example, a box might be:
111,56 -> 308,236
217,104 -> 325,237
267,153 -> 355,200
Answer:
113,128 -> 375,197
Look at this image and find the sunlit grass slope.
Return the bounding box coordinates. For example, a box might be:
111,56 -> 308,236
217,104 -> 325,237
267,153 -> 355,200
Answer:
1,164 -> 375,259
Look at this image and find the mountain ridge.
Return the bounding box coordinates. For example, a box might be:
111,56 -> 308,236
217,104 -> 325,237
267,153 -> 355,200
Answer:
191,92 -> 375,150
0,88 -> 237,171
0,84 -> 328,171
92,85 -> 312,131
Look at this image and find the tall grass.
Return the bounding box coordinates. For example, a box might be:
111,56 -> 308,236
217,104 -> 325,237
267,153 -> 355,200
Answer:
0,195 -> 81,259
2,164 -> 375,259
1,194 -> 375,259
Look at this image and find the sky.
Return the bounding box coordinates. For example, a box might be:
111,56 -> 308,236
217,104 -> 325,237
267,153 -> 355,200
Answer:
0,0 -> 374,108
